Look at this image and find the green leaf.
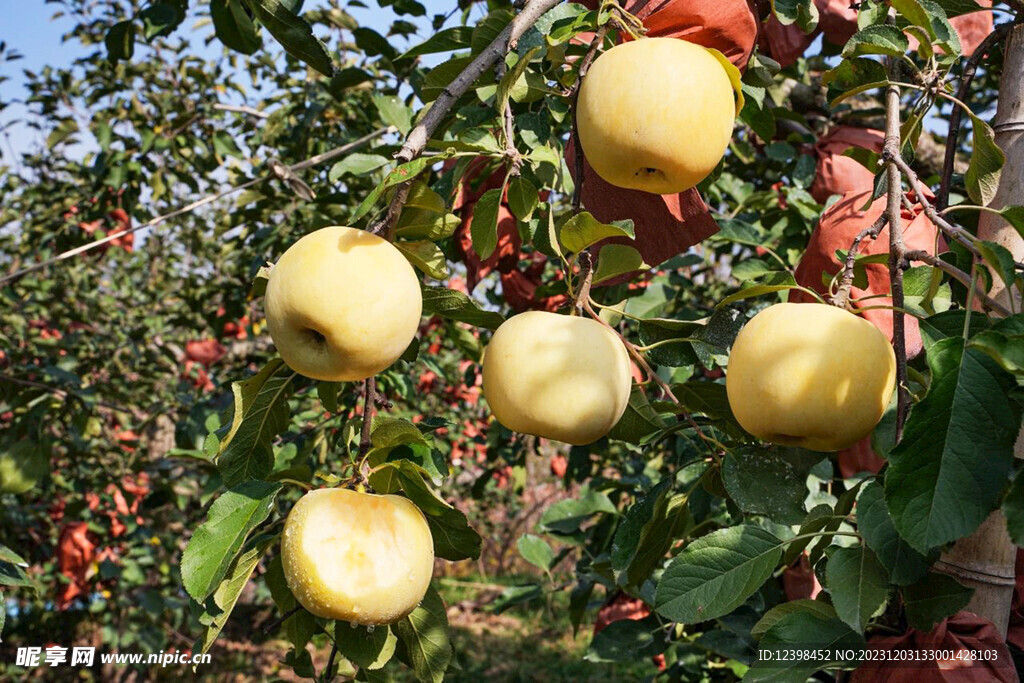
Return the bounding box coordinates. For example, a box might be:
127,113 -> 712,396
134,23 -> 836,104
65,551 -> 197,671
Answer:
211,0 -> 262,54
585,615 -> 667,663
181,481 -> 281,602
558,212 -> 634,253
826,545 -> 890,633
396,240 -> 449,280
517,534 -> 554,574
611,479 -> 692,586
46,119 -> 79,150
0,439 -> 49,495
0,544 -> 27,567
902,572 -> 973,631
783,504 -> 840,566
329,153 -> 390,180
393,586 -> 451,683
105,20 -> 135,63
673,381 -> 746,437
507,176 -> 538,220
772,0 -> 819,32
539,490 -> 617,535
0,561 -> 34,589
140,2 -> 185,40
398,26 -> 473,59
336,622 -> 397,670
1003,468 -> 1024,545
350,156 -> 444,224
608,385 -> 667,445
723,447 -> 824,525
593,245 -> 647,285
885,338 -> 1021,553
751,599 -> 838,640
421,286 -> 504,330
373,94 -> 413,136
317,381 -> 340,414
719,282 -> 809,306
264,555 -> 316,650
421,56 -> 474,102
496,47 -> 541,122
655,525 -> 782,623
857,481 -> 934,585
823,57 -> 889,103
470,187 -> 503,260
217,359 -> 296,487
965,112 -> 1004,205
976,240 -> 1017,299
746,611 -> 866,681
842,26 -> 910,58
397,465 -> 481,561
195,535 -> 274,655
968,331 -> 1024,375
248,0 -> 334,77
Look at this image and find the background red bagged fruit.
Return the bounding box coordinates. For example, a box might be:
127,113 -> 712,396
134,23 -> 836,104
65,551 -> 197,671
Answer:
810,126 -> 886,204
792,189 -> 947,359
580,0 -> 758,67
566,138 -> 719,280
851,611 -> 1017,682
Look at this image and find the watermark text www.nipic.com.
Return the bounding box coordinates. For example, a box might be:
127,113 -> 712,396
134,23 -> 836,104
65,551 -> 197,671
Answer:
14,646 -> 212,669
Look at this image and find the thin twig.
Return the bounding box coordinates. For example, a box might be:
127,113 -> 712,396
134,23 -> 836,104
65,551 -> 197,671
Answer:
212,103 -> 270,119
831,214 -> 889,308
904,250 -> 1011,315
367,0 -> 564,239
937,24 -> 1012,210
889,154 -> 982,258
0,128 -> 392,286
0,374 -> 135,414
570,25 -> 610,214
324,640 -> 339,682
261,604 -> 303,635
396,0 -> 564,165
882,70 -> 910,441
581,300 -> 726,455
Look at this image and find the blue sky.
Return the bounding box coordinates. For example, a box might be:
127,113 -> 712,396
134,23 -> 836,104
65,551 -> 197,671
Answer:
0,2 -> 449,159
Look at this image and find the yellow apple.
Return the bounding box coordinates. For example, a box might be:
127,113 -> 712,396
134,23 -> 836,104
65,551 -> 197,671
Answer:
726,303 -> 896,452
482,311 -> 632,445
264,226 -> 422,381
281,488 -> 434,625
576,37 -> 736,195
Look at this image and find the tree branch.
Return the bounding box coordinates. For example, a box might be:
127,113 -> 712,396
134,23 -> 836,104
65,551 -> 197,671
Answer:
367,0 -> 564,239
904,249 -> 1012,316
889,153 -> 982,258
882,74 -> 910,442
937,24 -> 1012,210
396,0 -> 564,165
0,127 -> 392,286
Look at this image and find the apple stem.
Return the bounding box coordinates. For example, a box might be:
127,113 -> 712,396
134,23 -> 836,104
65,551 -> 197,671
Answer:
574,251 -> 595,315
357,377 -> 376,482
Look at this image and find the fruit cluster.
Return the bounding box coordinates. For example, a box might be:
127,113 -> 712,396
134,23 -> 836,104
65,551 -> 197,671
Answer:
260,36 -> 896,627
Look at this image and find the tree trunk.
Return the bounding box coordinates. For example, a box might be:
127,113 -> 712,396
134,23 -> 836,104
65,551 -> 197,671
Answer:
935,23 -> 1024,638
